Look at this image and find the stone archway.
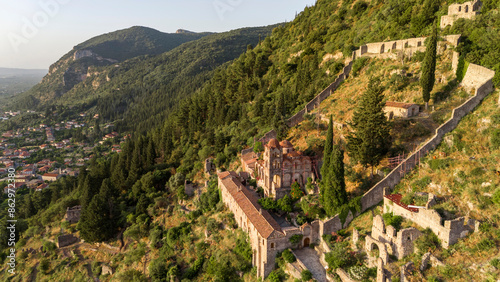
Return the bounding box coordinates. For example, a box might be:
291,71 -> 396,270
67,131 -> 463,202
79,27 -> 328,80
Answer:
303,237 -> 310,247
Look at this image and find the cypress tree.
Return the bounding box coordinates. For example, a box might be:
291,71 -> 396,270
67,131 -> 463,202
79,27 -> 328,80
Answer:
346,77 -> 391,178
420,21 -> 438,110
320,116 -> 334,201
322,144 -> 348,217
321,115 -> 334,179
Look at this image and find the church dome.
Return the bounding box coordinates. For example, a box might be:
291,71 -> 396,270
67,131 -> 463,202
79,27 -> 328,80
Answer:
267,138 -> 280,148
279,140 -> 293,148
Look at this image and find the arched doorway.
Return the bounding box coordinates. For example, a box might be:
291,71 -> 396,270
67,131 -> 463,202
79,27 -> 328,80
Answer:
380,44 -> 385,53
303,237 -> 310,247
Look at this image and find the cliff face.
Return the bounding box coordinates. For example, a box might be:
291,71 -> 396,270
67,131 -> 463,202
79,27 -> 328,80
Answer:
16,26 -> 210,106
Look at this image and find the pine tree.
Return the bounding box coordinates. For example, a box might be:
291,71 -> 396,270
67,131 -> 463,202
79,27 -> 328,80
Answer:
420,21 -> 438,110
146,138 -> 156,169
81,175 -> 97,209
78,195 -> 114,243
346,77 -> 391,178
322,145 -> 348,216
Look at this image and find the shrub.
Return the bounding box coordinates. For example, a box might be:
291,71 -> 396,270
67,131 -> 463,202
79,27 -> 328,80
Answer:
428,158 -> 453,170
477,238 -> 496,251
493,189 -> 500,207
289,234 -> 303,245
490,258 -> 500,269
258,197 -> 277,211
282,249 -> 296,263
92,261 -> 102,276
325,241 -> 355,270
490,129 -> 500,149
42,241 -> 57,253
383,212 -> 403,230
301,269 -> 313,281
351,57 -> 369,77
414,228 -> 439,254
39,258 -> 50,274
206,218 -> 219,233
267,269 -> 285,282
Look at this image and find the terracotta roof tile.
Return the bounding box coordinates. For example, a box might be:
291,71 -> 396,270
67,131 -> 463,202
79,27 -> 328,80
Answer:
218,172 -> 283,239
385,101 -> 418,109
385,194 -> 419,213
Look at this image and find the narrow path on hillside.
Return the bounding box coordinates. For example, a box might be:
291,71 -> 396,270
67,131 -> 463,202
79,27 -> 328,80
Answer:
294,248 -> 327,282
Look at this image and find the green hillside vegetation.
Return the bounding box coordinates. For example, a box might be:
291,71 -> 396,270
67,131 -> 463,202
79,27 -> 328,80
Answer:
345,92 -> 500,281
3,26 -> 210,110
2,0 -> 500,281
5,25 -> 275,133
73,26 -> 211,62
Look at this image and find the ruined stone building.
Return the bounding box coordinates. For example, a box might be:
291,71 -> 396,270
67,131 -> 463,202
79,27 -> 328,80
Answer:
217,171 -> 318,278
440,0 -> 482,29
64,205 -> 82,223
384,194 -> 478,248
364,215 -> 422,266
254,139 -> 315,199
384,102 -> 420,119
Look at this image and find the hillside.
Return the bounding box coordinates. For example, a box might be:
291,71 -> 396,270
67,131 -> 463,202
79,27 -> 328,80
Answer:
3,26 -> 210,109
1,0 -> 500,281
345,91 -> 500,281
4,25 -> 275,133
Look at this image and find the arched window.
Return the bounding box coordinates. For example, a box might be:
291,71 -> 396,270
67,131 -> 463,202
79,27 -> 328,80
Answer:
465,5 -> 469,13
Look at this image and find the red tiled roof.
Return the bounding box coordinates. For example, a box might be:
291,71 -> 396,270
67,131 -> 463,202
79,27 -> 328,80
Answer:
43,173 -> 59,177
218,172 -> 283,239
267,138 -> 280,148
384,194 -> 419,213
279,140 -> 293,148
385,102 -> 418,109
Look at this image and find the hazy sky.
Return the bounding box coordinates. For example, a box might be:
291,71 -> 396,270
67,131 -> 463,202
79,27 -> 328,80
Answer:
0,0 -> 316,70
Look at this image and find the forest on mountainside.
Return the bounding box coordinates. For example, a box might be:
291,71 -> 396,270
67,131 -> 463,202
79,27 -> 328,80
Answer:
2,0 -> 500,280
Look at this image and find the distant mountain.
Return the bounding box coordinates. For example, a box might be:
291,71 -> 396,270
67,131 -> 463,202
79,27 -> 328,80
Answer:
8,25 -> 276,131
9,26 -> 210,105
0,68 -> 47,98
176,29 -> 196,34
0,68 -> 47,77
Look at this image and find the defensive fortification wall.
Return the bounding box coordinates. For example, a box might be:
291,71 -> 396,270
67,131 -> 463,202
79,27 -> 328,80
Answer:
286,61 -> 354,128
319,59 -> 495,236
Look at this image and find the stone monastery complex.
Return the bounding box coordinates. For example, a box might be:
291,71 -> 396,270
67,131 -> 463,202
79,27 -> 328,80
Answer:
216,1 -> 496,280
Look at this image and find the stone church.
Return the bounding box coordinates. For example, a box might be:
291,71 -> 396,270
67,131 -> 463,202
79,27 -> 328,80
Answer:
255,139 -> 315,199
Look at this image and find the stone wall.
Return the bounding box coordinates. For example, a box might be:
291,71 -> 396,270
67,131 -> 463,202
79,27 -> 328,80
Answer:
57,234 -> 79,248
286,61 -> 354,128
336,268 -> 357,282
319,50 -> 495,237
440,0 -> 482,29
461,63 -> 495,93
384,196 -> 476,248
258,130 -> 277,145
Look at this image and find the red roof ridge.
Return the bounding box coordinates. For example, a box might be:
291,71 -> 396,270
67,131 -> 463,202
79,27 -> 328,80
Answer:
385,101 -> 417,109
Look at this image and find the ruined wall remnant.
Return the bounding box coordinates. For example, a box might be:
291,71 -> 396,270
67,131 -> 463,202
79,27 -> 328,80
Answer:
384,195 -> 476,248
440,0 -> 482,29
